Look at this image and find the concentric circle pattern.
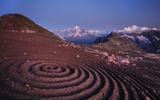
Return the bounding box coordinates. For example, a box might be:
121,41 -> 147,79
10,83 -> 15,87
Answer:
0,59 -> 159,100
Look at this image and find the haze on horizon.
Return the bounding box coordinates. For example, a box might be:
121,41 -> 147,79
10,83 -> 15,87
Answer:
0,0 -> 160,31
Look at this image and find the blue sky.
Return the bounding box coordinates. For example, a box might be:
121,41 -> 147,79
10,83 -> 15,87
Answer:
0,0 -> 160,31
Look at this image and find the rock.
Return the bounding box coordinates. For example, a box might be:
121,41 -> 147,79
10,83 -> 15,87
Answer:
145,96 -> 151,100
3,40 -> 7,43
42,89 -> 46,91
132,63 -> 136,66
102,52 -> 108,56
76,55 -> 80,58
23,52 -> 27,55
4,57 -> 8,60
121,59 -> 130,65
144,67 -> 148,69
25,84 -> 30,87
26,60 -> 30,62
95,54 -> 99,57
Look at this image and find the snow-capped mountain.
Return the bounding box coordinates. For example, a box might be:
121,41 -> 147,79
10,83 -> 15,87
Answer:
54,25 -> 160,54
115,26 -> 160,53
95,25 -> 160,54
120,30 -> 160,54
94,32 -> 143,53
115,25 -> 158,33
54,26 -> 108,44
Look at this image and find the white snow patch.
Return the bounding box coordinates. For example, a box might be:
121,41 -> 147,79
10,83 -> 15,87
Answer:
154,36 -> 160,41
136,35 -> 151,44
122,34 -> 136,41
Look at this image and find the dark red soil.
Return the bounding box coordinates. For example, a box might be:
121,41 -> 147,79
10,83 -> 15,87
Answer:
0,32 -> 159,100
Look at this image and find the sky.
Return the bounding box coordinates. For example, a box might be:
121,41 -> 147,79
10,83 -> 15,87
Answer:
0,0 -> 160,31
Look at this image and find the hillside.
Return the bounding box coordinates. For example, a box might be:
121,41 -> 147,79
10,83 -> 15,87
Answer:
94,32 -> 143,53
0,14 -> 60,39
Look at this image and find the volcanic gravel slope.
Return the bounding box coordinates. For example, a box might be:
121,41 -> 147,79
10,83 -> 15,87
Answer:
0,32 -> 160,100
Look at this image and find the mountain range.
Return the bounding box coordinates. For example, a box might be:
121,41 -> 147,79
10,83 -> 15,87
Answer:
115,25 -> 158,33
94,32 -> 144,53
95,30 -> 160,54
119,30 -> 160,54
55,25 -> 160,54
54,26 -> 108,44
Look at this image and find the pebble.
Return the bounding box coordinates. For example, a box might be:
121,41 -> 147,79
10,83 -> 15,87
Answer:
3,40 -> 7,43
25,84 -> 30,87
145,96 -> 151,100
136,67 -> 139,69
76,55 -> 80,58
132,63 -> 136,66
23,52 -> 27,55
42,89 -> 46,91
26,60 -> 30,62
95,55 -> 99,57
144,67 -> 148,69
4,57 -> 8,60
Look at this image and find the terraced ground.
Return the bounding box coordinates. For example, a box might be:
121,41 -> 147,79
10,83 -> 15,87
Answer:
0,32 -> 160,100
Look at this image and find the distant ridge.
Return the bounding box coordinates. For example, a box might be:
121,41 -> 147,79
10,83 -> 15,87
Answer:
93,32 -> 144,53
120,30 -> 160,54
94,30 -> 160,54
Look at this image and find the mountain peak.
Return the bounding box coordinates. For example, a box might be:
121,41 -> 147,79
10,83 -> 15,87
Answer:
74,26 -> 81,30
54,26 -> 107,44
115,25 -> 158,33
73,26 -> 82,33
